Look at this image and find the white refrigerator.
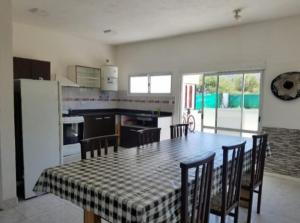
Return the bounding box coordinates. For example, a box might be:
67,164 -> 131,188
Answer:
15,79 -> 61,199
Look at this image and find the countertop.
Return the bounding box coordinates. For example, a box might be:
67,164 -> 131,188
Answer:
67,108 -> 172,118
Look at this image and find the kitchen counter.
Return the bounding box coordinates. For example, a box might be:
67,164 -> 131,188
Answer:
67,108 -> 173,118
66,108 -> 173,147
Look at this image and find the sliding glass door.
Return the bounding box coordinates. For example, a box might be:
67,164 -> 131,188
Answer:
202,71 -> 262,136
202,74 -> 218,133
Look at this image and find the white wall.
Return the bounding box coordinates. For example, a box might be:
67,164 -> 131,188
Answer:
0,0 -> 17,209
116,16 -> 300,130
13,22 -> 115,80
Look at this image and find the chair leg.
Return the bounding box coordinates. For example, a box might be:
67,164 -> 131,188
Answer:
221,214 -> 226,223
234,206 -> 239,223
247,189 -> 254,223
257,184 -> 263,214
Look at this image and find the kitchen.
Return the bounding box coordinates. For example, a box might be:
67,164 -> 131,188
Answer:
14,59 -> 174,199
1,1 -> 300,223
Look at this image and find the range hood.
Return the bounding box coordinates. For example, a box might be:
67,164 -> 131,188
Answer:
55,75 -> 79,87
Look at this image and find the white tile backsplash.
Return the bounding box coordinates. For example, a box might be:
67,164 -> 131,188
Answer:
62,87 -> 175,112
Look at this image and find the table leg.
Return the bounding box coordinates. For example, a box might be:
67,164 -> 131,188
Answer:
84,210 -> 101,223
240,187 -> 250,208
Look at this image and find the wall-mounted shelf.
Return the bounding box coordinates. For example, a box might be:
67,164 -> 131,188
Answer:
68,65 -> 100,88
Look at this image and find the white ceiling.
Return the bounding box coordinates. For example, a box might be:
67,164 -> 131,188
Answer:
12,0 -> 300,45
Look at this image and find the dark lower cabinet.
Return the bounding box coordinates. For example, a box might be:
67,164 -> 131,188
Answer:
13,57 -> 50,80
83,114 -> 115,139
120,126 -> 143,148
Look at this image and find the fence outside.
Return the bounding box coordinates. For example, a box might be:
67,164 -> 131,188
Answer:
194,93 -> 259,110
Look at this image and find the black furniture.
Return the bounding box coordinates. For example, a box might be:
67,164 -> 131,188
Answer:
210,141 -> 246,223
170,124 -> 189,139
80,134 -> 118,159
68,109 -> 173,149
137,128 -> 161,148
120,126 -> 144,148
180,152 -> 215,223
83,114 -> 115,139
241,134 -> 268,223
69,109 -> 172,118
68,108 -> 172,148
13,57 -> 50,80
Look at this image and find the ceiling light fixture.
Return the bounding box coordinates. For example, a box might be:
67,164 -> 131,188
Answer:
28,8 -> 49,17
103,29 -> 112,34
233,8 -> 242,21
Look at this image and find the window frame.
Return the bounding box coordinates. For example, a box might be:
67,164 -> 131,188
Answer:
128,73 -> 172,95
128,74 -> 149,94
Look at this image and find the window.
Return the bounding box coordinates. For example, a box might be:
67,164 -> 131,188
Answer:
130,76 -> 148,93
150,75 -> 172,93
129,74 -> 172,94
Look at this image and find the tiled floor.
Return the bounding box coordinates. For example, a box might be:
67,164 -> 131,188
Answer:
0,174 -> 299,223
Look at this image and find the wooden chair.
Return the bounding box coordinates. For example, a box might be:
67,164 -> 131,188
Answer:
170,124 -> 189,139
241,134 -> 268,223
180,152 -> 216,223
80,134 -> 118,159
210,141 -> 246,223
136,128 -> 161,148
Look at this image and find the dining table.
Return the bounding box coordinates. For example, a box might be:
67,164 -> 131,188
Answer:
34,132 -> 252,223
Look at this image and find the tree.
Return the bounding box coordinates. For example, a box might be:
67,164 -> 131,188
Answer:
244,75 -> 259,93
201,74 -> 260,93
204,76 -> 217,92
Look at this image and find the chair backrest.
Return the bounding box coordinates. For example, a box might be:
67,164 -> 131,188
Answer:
170,124 -> 189,139
222,141 -> 246,212
251,134 -> 268,186
137,128 -> 161,148
180,152 -> 215,223
80,134 -> 118,159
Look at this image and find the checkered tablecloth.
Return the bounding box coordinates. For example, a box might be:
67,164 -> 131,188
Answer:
34,133 -> 252,223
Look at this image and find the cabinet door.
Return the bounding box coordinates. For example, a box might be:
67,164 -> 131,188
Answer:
13,57 -> 32,79
102,115 -> 115,135
13,57 -> 50,80
83,115 -> 105,138
83,114 -> 116,146
76,66 -> 101,88
32,60 -> 50,80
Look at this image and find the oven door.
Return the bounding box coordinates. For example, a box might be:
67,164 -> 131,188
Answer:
63,122 -> 83,145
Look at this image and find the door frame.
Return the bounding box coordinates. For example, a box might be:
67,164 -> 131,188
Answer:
179,73 -> 204,132
201,69 -> 264,136
179,69 -> 265,135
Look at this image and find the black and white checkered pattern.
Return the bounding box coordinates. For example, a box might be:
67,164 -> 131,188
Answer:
34,133 -> 252,223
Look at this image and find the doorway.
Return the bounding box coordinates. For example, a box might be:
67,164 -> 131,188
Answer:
181,71 -> 262,136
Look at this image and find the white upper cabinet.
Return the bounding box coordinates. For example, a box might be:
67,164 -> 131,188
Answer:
68,65 -> 101,88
